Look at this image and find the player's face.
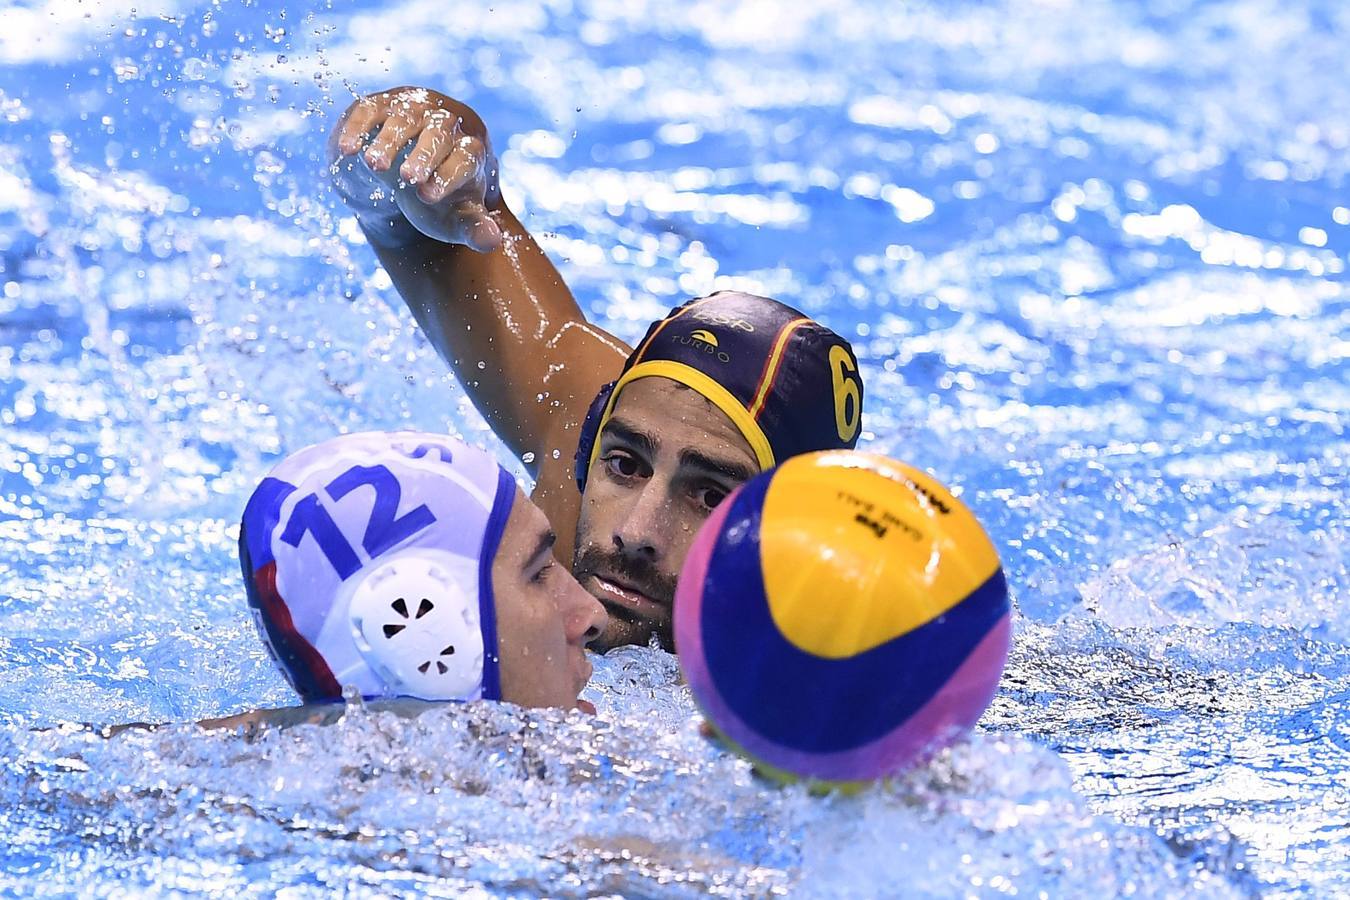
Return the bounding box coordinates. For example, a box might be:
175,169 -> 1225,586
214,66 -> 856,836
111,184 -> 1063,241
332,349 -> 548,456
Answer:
573,377 -> 759,651
492,489 -> 607,711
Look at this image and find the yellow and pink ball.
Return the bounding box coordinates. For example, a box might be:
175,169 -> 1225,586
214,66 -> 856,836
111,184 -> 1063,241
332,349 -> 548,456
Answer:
675,451 -> 1011,786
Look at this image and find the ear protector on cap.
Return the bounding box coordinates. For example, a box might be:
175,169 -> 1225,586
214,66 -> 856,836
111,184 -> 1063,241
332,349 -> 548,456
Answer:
346,550 -> 485,701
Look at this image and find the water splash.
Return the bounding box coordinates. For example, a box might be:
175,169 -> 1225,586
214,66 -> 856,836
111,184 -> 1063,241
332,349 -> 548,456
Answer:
0,691 -> 1245,897
0,0 -> 1346,894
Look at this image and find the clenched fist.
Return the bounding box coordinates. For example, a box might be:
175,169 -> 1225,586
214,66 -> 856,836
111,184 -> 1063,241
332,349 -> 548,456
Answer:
329,86 -> 503,251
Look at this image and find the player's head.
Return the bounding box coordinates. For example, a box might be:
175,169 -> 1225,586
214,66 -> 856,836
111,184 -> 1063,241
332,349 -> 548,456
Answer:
572,291 -> 864,650
239,432 -> 606,711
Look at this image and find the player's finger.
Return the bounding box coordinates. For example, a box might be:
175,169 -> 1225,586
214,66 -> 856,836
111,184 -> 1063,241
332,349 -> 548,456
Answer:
400,109 -> 460,185
363,109 -> 423,172
418,142 -> 480,204
336,98 -> 387,156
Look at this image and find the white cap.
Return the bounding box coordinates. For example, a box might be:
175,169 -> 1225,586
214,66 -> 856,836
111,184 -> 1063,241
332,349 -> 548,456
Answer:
240,431 -> 515,703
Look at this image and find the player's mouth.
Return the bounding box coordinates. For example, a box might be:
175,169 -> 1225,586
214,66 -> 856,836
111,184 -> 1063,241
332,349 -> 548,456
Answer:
588,572 -> 667,620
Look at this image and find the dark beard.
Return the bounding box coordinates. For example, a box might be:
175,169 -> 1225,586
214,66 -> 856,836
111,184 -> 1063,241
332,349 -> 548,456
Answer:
571,545 -> 678,609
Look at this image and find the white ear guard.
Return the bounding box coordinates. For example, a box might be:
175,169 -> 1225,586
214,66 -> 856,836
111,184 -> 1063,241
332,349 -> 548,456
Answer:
347,550 -> 485,701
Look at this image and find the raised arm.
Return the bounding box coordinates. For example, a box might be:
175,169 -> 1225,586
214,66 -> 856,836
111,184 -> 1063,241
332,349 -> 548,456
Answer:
328,87 -> 628,549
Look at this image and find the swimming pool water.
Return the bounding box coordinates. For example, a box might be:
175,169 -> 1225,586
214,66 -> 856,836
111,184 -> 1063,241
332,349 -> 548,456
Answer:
1,0 -> 1346,895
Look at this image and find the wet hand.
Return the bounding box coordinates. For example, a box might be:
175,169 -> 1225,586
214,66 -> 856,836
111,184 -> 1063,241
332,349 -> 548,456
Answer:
329,86 -> 503,252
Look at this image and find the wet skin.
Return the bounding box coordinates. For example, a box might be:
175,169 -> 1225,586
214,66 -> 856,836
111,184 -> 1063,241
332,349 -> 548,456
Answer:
329,87 -> 628,561
573,378 -> 759,650
493,488 -> 608,711
328,87 -> 761,648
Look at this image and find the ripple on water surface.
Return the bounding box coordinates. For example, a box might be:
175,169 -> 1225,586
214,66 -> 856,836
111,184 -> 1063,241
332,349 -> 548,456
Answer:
0,0 -> 1347,895
0,650 -> 1249,898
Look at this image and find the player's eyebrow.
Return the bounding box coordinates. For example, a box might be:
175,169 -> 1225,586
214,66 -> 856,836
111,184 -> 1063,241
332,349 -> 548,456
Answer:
523,528 -> 557,573
600,418 -> 658,457
679,448 -> 756,484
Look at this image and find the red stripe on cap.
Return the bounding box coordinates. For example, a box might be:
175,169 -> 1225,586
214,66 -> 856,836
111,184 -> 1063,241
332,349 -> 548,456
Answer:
253,561 -> 341,700
748,317 -> 809,420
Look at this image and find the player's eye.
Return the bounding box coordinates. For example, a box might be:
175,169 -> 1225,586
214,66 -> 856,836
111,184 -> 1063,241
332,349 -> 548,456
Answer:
695,484 -> 728,512
601,451 -> 645,480
531,561 -> 556,585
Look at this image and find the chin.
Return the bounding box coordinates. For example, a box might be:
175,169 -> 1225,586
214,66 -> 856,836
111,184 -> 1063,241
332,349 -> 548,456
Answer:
593,616 -> 650,652
590,629 -> 627,653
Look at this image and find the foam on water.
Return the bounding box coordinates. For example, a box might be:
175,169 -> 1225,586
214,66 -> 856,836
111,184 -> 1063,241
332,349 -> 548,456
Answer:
1,0 -> 1346,895
0,662 -> 1247,898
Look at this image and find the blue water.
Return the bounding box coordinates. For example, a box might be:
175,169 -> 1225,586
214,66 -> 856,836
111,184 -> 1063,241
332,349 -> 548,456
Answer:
1,0 -> 1346,895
